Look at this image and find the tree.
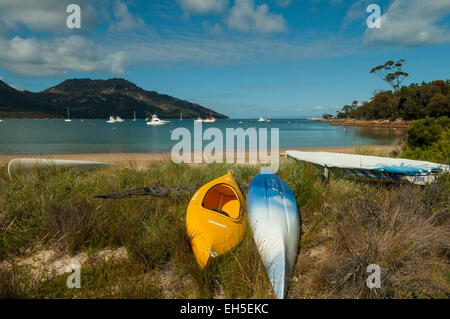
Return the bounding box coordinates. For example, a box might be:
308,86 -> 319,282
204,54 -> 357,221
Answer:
322,113 -> 333,119
340,100 -> 358,119
342,104 -> 352,118
370,59 -> 409,92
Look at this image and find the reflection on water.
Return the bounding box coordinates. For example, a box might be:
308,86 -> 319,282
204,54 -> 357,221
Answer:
348,127 -> 407,142
0,119 -> 405,155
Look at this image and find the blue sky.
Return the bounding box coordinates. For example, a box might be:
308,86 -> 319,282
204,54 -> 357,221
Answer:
0,0 -> 449,118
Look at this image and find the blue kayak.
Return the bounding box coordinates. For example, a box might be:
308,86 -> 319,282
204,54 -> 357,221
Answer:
246,167 -> 301,299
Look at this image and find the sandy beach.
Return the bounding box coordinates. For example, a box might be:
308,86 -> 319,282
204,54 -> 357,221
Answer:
0,145 -> 398,167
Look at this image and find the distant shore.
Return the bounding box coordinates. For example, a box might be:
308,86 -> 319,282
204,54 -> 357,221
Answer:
331,119 -> 411,128
306,118 -> 411,128
0,145 -> 398,167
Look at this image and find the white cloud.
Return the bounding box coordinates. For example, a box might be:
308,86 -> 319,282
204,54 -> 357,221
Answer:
202,21 -> 223,34
0,0 -> 97,33
341,0 -> 372,30
227,0 -> 287,34
110,0 -> 145,32
109,32 -> 359,68
178,0 -> 228,14
364,0 -> 450,46
313,105 -> 323,110
0,35 -> 127,76
276,0 -> 291,8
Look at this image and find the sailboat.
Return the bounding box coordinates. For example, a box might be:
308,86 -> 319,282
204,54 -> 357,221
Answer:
107,116 -> 116,124
257,116 -> 266,122
115,116 -> 124,123
64,107 -> 72,122
132,111 -> 137,122
180,111 -> 183,121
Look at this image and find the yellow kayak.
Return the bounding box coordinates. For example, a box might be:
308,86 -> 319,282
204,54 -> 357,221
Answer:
186,171 -> 247,268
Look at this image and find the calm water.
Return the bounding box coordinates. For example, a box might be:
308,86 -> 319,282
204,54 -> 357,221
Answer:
0,119 -> 404,155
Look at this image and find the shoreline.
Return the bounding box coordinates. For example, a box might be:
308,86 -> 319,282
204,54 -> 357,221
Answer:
305,118 -> 411,128
0,145 -> 398,167
330,119 -> 411,128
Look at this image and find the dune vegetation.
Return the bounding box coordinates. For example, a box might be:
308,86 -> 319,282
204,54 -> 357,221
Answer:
0,151 -> 449,299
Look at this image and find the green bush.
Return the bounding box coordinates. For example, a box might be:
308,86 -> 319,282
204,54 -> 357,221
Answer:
402,117 -> 450,163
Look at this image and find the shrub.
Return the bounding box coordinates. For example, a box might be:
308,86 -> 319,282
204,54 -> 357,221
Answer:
402,117 -> 450,163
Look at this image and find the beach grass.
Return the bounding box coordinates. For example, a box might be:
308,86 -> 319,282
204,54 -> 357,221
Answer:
0,156 -> 448,299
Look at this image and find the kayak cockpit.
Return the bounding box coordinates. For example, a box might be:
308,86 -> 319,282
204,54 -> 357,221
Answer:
202,184 -> 241,219
186,172 -> 247,268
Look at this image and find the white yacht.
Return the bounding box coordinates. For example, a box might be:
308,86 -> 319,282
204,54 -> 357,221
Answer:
64,107 -> 72,122
146,114 -> 170,126
257,116 -> 266,122
107,116 -> 116,123
203,117 -> 216,123
203,112 -> 216,123
115,116 -> 124,123
195,118 -> 203,123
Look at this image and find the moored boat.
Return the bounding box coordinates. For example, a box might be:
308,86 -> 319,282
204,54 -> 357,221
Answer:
107,116 -> 116,123
64,107 -> 72,122
146,114 -> 170,126
203,117 -> 216,123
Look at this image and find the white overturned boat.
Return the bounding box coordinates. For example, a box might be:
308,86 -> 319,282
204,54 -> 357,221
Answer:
286,151 -> 450,185
8,158 -> 113,178
146,114 -> 170,126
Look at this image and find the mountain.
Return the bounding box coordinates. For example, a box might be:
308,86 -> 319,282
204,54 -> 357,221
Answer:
0,78 -> 228,119
0,80 -> 56,118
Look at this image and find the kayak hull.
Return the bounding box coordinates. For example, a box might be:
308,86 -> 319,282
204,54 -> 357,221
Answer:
247,168 -> 300,299
186,172 -> 246,268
